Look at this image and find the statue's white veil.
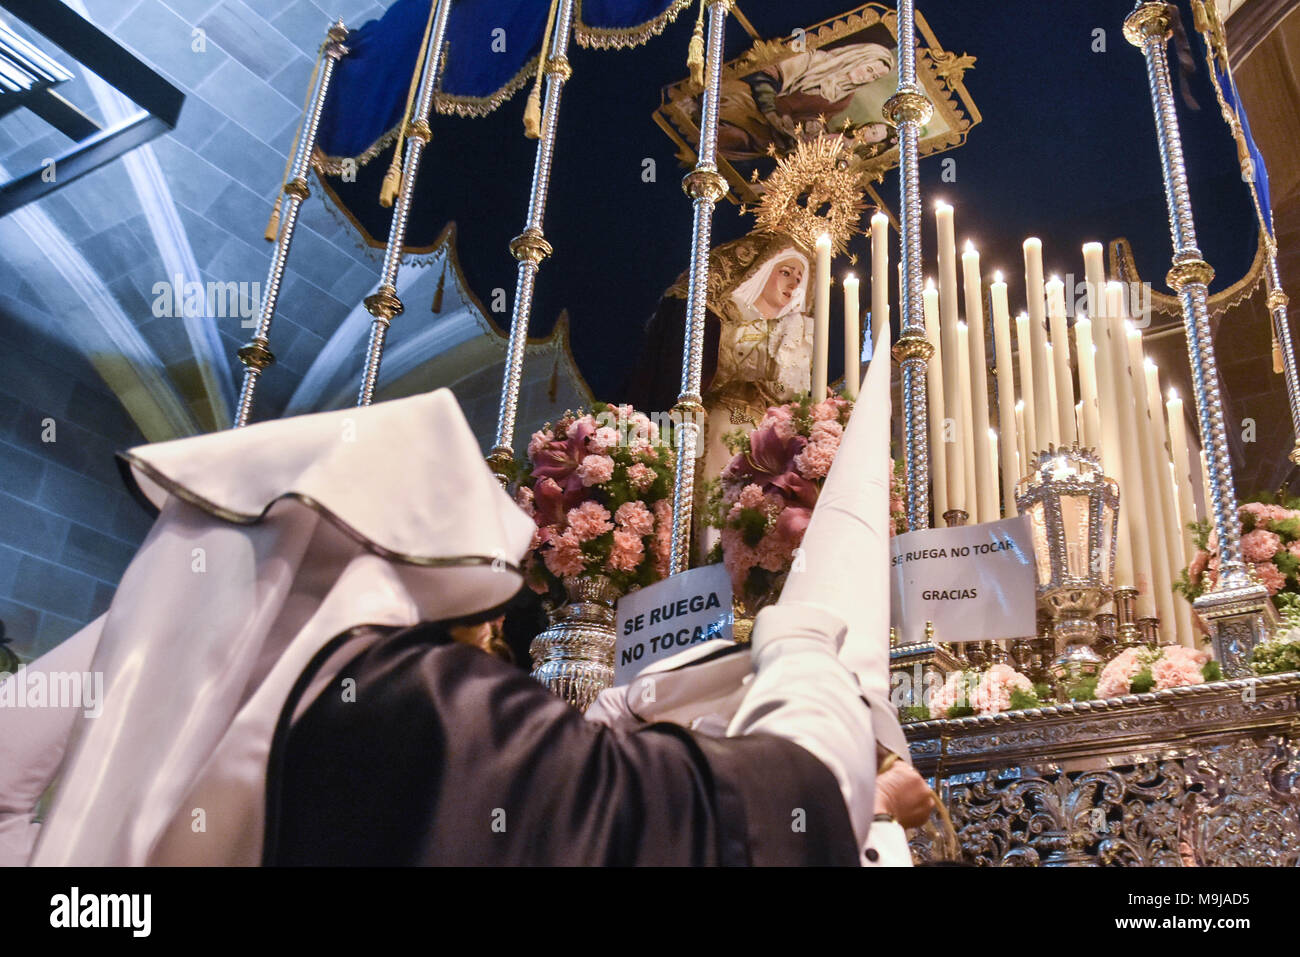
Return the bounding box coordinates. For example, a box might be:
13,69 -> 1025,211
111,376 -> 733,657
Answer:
728,248 -> 810,319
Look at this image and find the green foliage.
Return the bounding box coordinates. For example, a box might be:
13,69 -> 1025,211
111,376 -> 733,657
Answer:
1173,567 -> 1203,603
1129,667 -> 1156,694
1272,516 -> 1300,540
945,704 -> 977,719
1065,676 -> 1098,702
1008,687 -> 1043,712
1202,659 -> 1222,682
1276,591 -> 1300,618
1250,632 -> 1300,676
1033,682 -> 1053,701
1187,519 -> 1211,552
1275,548 -> 1300,579
900,705 -> 931,722
737,506 -> 767,547
698,478 -> 727,531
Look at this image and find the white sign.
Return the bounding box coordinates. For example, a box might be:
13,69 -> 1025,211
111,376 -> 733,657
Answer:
615,564 -> 733,684
889,515 -> 1037,644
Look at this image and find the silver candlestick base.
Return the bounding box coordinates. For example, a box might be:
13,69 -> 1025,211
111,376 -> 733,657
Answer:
1195,582 -> 1278,678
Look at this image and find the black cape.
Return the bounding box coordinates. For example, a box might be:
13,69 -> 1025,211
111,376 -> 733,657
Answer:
264,622 -> 858,866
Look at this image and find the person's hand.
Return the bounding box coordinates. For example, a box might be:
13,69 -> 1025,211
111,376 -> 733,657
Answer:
874,760 -> 934,829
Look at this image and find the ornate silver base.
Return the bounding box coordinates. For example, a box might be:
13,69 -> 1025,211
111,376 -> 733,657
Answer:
1196,579 -> 1277,678
529,576 -> 620,712
907,673 -> 1300,866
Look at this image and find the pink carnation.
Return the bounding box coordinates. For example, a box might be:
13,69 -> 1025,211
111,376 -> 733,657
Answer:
589,426 -> 620,454
651,499 -> 672,579
1240,501 -> 1271,522
738,483 -> 766,510
542,529 -> 586,578
755,529 -> 793,573
527,430 -> 550,461
928,671 -> 968,715
1150,646 -> 1208,690
794,440 -> 837,479
721,526 -> 758,589
607,528 -> 645,573
974,664 -> 1034,715
566,501 -> 612,541
576,453 -> 615,487
615,500 -> 654,536
810,400 -> 840,422
1241,528 -> 1282,563
1188,549 -> 1209,581
627,462 -> 656,493
1288,540 -> 1300,562
515,485 -> 535,518
1097,648 -> 1143,699
1253,561 -> 1287,596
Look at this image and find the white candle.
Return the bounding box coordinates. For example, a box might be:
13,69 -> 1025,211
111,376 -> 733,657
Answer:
1044,341 -> 1059,448
1106,282 -> 1153,611
1082,243 -> 1106,319
1145,358 -> 1195,647
843,273 -> 861,399
1075,401 -> 1085,447
1023,238 -> 1056,448
1015,400 -> 1027,477
937,208 -> 966,519
924,279 -> 950,522
813,233 -> 831,402
1015,312 -> 1039,458
1074,315 -> 1102,455
1090,272 -> 1133,595
962,240 -> 997,523
988,428 -> 1000,516
1125,320 -> 1177,631
957,321 -> 977,521
991,273 -> 1018,516
1046,275 -> 1077,445
871,212 -> 889,364
1166,388 -> 1199,564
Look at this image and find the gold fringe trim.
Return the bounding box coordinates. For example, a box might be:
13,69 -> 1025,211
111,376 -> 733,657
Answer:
310,127 -> 400,177
1109,233 -> 1267,320
573,0 -> 694,50
434,56 -> 537,117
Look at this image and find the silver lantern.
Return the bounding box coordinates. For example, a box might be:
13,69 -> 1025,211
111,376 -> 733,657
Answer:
1015,445 -> 1120,696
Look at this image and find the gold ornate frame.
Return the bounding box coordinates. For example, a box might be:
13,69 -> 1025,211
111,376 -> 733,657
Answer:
653,2 -> 981,205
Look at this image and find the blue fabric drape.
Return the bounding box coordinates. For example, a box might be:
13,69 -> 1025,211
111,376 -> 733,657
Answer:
1214,58 -> 1273,236
314,0 -> 683,164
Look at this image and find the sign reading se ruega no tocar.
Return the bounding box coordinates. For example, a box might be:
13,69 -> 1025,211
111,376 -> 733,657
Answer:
890,515 -> 1037,645
614,564 -> 733,685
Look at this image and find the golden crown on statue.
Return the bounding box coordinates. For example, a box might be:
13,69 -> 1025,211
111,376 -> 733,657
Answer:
750,128 -> 869,257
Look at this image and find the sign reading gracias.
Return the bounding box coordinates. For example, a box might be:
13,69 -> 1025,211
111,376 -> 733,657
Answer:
889,515 -> 1037,644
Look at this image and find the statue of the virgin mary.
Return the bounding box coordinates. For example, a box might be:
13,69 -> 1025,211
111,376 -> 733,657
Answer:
627,231 -> 815,554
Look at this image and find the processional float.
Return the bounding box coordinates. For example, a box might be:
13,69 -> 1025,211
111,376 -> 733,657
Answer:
241,0 -> 1298,692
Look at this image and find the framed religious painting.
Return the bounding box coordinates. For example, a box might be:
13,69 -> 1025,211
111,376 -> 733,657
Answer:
653,3 -> 981,205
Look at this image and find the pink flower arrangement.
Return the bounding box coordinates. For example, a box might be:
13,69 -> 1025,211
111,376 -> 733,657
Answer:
706,394 -> 905,614
928,665 -> 1041,718
1096,644 -> 1219,698
1178,498 -> 1300,616
707,395 -> 847,612
518,402 -> 675,599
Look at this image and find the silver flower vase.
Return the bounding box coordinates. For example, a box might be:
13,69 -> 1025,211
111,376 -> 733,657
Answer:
530,575 -> 621,711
